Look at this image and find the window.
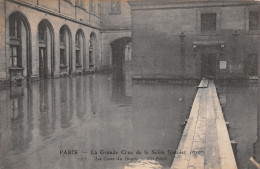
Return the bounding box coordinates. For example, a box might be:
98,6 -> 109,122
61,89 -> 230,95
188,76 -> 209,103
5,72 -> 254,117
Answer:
75,32 -> 81,66
249,11 -> 259,31
201,13 -> 217,32
89,43 -> 93,67
60,29 -> 66,66
98,1 -> 101,16
90,0 -> 95,13
60,49 -> 66,66
10,46 -> 21,67
76,50 -> 81,65
76,0 -> 84,8
38,23 -> 47,43
111,0 -> 121,13
60,29 -> 66,45
248,54 -> 258,76
9,15 -> 22,68
76,33 -> 80,47
89,51 -> 93,66
79,0 -> 84,8
10,15 -> 21,38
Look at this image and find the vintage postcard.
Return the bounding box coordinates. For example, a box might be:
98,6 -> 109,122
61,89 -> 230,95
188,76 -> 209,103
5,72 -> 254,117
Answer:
0,0 -> 259,169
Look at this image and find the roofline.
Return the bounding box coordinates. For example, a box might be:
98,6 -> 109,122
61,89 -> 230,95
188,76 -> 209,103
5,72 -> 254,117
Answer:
128,0 -> 260,10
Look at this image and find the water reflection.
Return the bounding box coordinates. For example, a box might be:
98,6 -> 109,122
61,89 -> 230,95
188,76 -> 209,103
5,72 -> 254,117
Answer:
248,80 -> 260,169
0,75 -> 196,169
216,82 -> 258,169
39,80 -> 56,137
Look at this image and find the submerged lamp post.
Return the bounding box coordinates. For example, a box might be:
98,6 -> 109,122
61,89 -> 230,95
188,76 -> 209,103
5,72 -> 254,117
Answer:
193,44 -> 197,57
179,32 -> 185,79
179,32 -> 185,55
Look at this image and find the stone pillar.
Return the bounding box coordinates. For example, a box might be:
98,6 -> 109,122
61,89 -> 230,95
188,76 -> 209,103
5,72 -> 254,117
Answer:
0,0 -> 6,79
53,29 -> 60,78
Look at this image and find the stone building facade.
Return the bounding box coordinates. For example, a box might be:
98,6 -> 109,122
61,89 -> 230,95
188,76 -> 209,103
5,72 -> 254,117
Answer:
101,0 -> 131,79
0,0 -> 103,82
0,0 -> 132,84
1,0 -> 260,84
129,0 -> 260,80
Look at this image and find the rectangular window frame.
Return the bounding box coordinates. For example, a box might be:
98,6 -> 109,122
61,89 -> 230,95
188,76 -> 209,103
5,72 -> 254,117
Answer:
110,0 -> 121,14
249,11 -> 259,31
248,54 -> 258,76
60,30 -> 66,46
197,9 -> 221,36
39,25 -> 47,43
10,45 -> 22,67
60,49 -> 66,66
75,0 -> 85,9
89,0 -> 96,14
245,7 -> 259,35
76,50 -> 81,66
201,13 -> 217,32
10,18 -> 21,39
76,34 -> 80,48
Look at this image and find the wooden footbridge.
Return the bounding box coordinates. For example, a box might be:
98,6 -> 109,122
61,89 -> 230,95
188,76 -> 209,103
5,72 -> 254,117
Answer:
171,78 -> 237,169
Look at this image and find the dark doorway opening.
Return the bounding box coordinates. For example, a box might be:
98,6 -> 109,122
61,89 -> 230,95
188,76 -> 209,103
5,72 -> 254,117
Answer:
38,20 -> 54,79
89,32 -> 96,70
201,53 -> 216,79
39,47 -> 47,78
248,54 -> 258,77
110,37 -> 131,80
8,12 -> 32,79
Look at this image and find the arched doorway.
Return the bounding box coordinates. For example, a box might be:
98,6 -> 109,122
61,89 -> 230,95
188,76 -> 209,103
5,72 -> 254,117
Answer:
89,32 -> 96,70
8,11 -> 31,79
59,25 -> 72,75
38,20 -> 54,79
110,37 -> 131,80
75,29 -> 85,74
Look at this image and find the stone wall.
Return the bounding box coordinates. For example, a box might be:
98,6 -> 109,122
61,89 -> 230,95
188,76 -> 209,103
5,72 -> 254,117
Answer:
101,0 -> 131,30
130,1 -> 259,79
100,0 -> 131,72
0,0 -> 102,81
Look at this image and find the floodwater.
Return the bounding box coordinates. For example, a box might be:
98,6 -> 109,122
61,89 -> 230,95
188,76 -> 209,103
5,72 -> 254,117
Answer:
0,74 -> 197,169
216,81 -> 258,169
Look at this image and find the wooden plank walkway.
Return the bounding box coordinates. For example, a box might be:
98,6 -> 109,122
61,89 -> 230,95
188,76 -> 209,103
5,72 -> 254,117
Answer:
171,79 -> 237,169
197,78 -> 209,88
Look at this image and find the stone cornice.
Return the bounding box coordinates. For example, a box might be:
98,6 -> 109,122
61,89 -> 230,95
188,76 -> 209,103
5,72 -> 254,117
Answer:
7,0 -> 101,30
128,0 -> 259,10
101,28 -> 131,32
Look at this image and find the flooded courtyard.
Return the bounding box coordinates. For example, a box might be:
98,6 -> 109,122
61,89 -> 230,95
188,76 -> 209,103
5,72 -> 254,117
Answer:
1,0 -> 260,168
217,82 -> 258,169
0,75 -> 258,169
0,75 -> 197,169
